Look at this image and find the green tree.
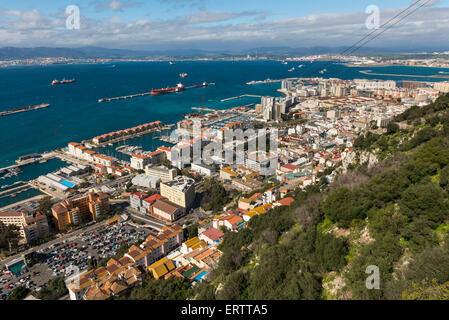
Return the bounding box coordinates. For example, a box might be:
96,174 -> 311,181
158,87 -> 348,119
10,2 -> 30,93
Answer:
35,277 -> 68,300
200,179 -> 229,212
7,286 -> 30,300
386,122 -> 399,135
399,179 -> 449,227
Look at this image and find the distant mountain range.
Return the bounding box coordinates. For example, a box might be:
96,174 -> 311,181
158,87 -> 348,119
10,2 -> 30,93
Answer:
0,46 -> 446,60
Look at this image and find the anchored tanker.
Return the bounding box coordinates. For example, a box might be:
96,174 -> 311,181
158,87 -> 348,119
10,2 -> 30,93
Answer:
151,83 -> 185,96
51,78 -> 75,85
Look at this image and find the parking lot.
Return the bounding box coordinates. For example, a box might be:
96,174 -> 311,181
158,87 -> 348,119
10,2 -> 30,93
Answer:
0,221 -> 151,300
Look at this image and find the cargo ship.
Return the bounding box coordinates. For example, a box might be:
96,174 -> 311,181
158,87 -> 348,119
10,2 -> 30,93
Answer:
151,83 -> 185,96
51,78 -> 75,85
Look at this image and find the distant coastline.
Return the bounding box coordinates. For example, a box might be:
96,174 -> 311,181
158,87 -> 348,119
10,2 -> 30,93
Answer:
346,63 -> 449,69
359,70 -> 449,79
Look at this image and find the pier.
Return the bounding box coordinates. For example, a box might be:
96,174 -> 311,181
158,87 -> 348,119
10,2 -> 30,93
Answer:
98,92 -> 151,102
192,107 -> 218,112
359,70 -> 449,79
0,152 -> 57,174
0,104 -> 50,117
0,184 -> 31,197
97,83 -> 215,103
220,94 -> 262,102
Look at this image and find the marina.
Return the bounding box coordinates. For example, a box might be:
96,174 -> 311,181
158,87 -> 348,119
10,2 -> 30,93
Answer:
91,123 -> 175,147
116,145 -> 143,156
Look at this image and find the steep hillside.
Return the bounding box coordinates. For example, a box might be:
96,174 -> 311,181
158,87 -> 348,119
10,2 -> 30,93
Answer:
192,93 -> 449,300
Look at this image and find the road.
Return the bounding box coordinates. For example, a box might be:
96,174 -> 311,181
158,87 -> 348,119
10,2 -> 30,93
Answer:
0,219 -> 108,266
127,208 -> 167,231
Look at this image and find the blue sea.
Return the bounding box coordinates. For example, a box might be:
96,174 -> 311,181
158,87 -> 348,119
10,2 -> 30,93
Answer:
0,60 -> 448,206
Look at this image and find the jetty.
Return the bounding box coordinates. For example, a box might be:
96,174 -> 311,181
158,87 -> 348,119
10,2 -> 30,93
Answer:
0,104 -> 50,117
192,107 -> 218,112
220,94 -> 262,102
359,70 -> 449,79
0,152 -> 57,174
97,83 -> 215,103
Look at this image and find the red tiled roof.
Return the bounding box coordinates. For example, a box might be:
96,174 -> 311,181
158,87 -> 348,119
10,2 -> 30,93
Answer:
282,163 -> 299,171
201,228 -> 224,241
143,194 -> 164,205
278,197 -> 295,206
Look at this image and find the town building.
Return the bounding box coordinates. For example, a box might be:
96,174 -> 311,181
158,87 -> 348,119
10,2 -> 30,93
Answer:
51,192 -> 109,230
160,176 -> 196,209
0,211 -> 49,244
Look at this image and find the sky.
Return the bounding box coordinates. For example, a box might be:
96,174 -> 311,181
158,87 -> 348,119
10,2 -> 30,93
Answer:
0,0 -> 448,51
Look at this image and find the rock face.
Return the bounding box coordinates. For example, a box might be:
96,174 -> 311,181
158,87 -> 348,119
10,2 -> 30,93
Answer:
341,150 -> 378,172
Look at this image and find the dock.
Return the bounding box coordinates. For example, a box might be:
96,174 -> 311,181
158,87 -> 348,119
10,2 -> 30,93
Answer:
220,94 -> 262,102
97,83 -> 215,103
0,152 -> 57,174
0,104 -> 50,117
92,124 -> 175,147
98,92 -> 151,102
0,184 -> 31,197
192,107 -> 218,112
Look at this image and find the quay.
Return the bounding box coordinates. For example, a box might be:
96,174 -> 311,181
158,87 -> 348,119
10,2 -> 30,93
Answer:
98,92 -> 151,102
97,83 -> 215,103
192,107 -> 217,112
0,152 -> 57,173
221,94 -> 262,102
0,183 -> 31,197
0,104 -> 50,117
359,70 -> 449,79
91,124 -> 175,147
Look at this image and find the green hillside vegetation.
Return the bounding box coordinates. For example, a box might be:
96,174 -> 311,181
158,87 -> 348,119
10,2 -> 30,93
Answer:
189,93 -> 449,300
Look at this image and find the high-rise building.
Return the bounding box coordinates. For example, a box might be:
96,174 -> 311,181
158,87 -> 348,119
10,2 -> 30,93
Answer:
51,192 -> 109,230
434,81 -> 449,93
160,176 -> 195,209
0,211 -> 49,244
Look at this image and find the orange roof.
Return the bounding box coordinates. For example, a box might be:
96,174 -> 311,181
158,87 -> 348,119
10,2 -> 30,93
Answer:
132,154 -> 150,160
222,214 -> 242,225
278,197 -> 295,206
148,150 -> 164,157
93,154 -> 113,161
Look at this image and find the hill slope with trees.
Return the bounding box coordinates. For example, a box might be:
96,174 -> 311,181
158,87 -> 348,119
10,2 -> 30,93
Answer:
190,93 -> 449,300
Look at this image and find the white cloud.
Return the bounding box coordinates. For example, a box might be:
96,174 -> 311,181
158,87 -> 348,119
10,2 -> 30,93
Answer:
95,0 -> 142,12
0,6 -> 448,51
